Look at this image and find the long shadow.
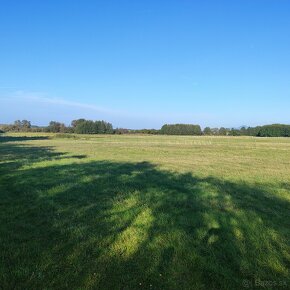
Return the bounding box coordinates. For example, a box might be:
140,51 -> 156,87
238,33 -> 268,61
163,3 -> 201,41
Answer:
0,135 -> 50,143
0,142 -> 289,289
0,140 -> 86,175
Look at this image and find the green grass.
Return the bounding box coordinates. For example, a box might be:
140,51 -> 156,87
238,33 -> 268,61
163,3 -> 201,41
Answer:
0,133 -> 289,289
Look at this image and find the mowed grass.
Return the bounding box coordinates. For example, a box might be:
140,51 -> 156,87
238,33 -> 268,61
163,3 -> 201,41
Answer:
0,133 -> 289,289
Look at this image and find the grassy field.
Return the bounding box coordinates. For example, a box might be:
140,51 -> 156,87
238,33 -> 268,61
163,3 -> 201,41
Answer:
0,133 -> 289,289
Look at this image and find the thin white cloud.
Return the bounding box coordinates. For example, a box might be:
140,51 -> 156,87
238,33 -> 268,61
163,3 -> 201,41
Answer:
0,90 -> 218,128
2,91 -> 120,115
27,95 -> 112,114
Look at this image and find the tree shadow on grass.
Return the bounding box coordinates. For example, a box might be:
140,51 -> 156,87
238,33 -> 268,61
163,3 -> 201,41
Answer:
0,143 -> 289,289
0,136 -> 50,143
0,141 -> 86,174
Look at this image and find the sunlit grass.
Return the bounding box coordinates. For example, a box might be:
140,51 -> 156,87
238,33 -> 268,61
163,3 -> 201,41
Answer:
0,133 -> 289,289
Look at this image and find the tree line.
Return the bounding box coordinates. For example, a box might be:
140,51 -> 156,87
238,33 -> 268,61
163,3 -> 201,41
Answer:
203,125 -> 290,137
1,120 -> 290,137
0,119 -> 113,134
160,124 -> 202,135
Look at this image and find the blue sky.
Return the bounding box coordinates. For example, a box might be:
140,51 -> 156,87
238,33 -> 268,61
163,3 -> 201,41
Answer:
1,0 -> 289,129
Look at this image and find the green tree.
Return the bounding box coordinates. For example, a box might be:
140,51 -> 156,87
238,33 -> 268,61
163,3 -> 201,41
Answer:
48,121 -> 66,133
219,127 -> 227,135
229,128 -> 241,136
21,120 -> 31,130
160,124 -> 202,135
71,119 -> 86,128
14,120 -> 22,131
257,124 -> 290,137
211,128 -> 219,135
203,127 -> 212,135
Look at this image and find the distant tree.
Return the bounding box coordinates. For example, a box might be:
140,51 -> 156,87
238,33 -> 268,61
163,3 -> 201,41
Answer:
229,128 -> 241,136
257,124 -> 290,137
12,120 -> 32,131
30,126 -> 46,133
21,120 -> 31,130
76,120 -> 94,134
47,121 -> 66,133
103,121 -> 113,134
246,126 -> 261,136
71,119 -> 86,128
73,119 -> 113,134
0,124 -> 13,132
114,128 -> 130,134
160,124 -> 202,135
59,123 -> 66,133
240,126 -> 247,136
211,128 -> 219,135
132,129 -> 159,134
97,121 -> 106,133
203,127 -> 212,135
64,126 -> 74,133
219,127 -> 227,135
76,120 -> 93,134
14,120 -> 22,131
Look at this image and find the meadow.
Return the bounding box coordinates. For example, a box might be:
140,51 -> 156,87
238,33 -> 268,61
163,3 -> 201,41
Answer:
0,133 -> 289,289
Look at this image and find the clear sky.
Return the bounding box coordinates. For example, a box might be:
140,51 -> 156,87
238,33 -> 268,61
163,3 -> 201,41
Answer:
1,0 -> 289,129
